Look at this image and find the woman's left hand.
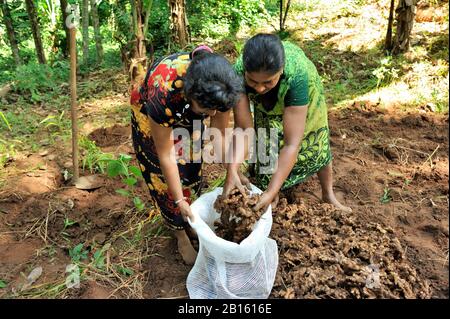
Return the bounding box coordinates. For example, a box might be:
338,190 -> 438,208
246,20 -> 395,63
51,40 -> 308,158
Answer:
254,191 -> 279,212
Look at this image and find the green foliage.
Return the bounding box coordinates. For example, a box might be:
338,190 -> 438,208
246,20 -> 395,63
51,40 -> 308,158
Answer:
115,265 -> 134,276
380,188 -> 392,204
69,243 -> 89,263
372,56 -> 400,89
13,61 -> 69,102
39,110 -> 70,132
63,217 -> 77,230
79,136 -> 114,174
187,0 -> 270,38
106,154 -> 145,212
147,0 -> 170,51
0,109 -> 40,135
0,111 -> 12,131
0,280 -> 6,288
91,244 -> 111,270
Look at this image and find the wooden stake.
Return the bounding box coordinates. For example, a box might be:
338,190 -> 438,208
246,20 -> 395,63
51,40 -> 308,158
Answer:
69,26 -> 79,182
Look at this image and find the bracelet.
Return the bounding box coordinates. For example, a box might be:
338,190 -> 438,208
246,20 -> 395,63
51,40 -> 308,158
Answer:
174,197 -> 187,206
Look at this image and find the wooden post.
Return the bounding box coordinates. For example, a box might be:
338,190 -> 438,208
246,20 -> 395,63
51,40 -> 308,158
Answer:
69,26 -> 79,182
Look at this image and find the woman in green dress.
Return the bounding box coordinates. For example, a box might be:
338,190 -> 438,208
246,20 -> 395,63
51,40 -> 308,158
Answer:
224,33 -> 351,212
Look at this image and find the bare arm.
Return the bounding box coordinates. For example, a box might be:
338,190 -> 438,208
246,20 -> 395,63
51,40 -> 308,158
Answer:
149,117 -> 192,219
230,93 -> 253,169
223,94 -> 254,195
254,105 -> 308,211
209,109 -> 231,164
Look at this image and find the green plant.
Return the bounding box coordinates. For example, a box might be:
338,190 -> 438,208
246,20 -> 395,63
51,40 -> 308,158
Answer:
106,154 -> 145,211
380,187 -> 392,204
115,265 -> 134,277
91,244 -> 111,270
0,280 -> 6,288
69,243 -> 89,263
39,111 -> 70,132
13,62 -> 68,102
79,136 -> 114,174
372,56 -> 400,89
63,217 -> 77,230
0,111 -> 12,131
188,0 -> 270,38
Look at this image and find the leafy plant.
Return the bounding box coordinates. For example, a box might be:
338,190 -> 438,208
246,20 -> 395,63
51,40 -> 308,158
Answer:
69,243 -> 89,263
115,265 -> 134,277
79,136 -> 114,174
372,56 -> 399,89
106,154 -> 145,211
0,280 -> 6,288
380,187 -> 392,204
63,217 -> 77,230
0,111 -> 12,131
39,111 -> 70,132
13,62 -> 68,102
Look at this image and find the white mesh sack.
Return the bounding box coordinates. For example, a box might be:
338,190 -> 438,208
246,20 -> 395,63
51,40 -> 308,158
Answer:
187,185 -> 278,299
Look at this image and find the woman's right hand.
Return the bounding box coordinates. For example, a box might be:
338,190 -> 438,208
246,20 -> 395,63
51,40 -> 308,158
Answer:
223,167 -> 251,196
178,200 -> 195,223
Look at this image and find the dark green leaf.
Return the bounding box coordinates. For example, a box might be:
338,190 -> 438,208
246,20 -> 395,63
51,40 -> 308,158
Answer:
129,166 -> 143,178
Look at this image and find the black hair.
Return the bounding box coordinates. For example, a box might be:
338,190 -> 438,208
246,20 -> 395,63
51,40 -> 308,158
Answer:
184,52 -> 244,112
243,33 -> 285,74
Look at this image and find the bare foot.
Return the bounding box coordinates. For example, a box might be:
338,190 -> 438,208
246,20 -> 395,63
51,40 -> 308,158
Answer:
323,192 -> 352,212
175,230 -> 197,265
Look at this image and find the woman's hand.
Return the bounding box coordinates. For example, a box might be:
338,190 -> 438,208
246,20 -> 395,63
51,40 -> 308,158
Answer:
178,200 -> 195,223
223,167 -> 252,196
254,191 -> 279,212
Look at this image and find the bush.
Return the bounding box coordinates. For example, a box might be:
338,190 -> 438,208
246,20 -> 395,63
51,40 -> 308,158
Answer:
12,61 -> 69,102
187,0 -> 270,38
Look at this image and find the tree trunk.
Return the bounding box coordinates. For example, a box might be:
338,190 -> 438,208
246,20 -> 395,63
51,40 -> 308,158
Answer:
385,0 -> 396,53
129,0 -> 147,82
82,0 -> 89,65
392,0 -> 418,55
0,0 -> 22,65
59,0 -> 70,57
282,0 -> 291,30
143,0 -> 153,39
25,0 -> 47,64
168,0 -> 189,49
90,0 -> 104,65
279,0 -> 283,31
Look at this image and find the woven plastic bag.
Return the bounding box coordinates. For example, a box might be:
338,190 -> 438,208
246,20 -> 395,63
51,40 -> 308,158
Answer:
187,185 -> 278,299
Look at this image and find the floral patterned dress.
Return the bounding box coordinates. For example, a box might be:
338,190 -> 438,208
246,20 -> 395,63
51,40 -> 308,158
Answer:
130,51 -> 206,230
235,41 -> 332,191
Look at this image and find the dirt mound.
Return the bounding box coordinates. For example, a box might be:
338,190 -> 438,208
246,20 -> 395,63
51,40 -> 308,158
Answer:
271,198 -> 432,299
88,125 -> 131,147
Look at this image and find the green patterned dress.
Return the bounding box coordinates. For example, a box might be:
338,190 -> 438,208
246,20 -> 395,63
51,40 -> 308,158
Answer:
235,41 -> 332,190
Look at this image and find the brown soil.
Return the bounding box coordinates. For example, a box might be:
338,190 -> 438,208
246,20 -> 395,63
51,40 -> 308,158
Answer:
0,104 -> 448,299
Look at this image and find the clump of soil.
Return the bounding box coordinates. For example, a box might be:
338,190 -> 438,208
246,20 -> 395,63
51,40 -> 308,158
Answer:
213,188 -> 265,243
272,198 -> 432,299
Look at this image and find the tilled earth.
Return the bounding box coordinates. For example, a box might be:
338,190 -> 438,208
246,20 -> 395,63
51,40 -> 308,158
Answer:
271,198 -> 431,299
0,105 -> 448,299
